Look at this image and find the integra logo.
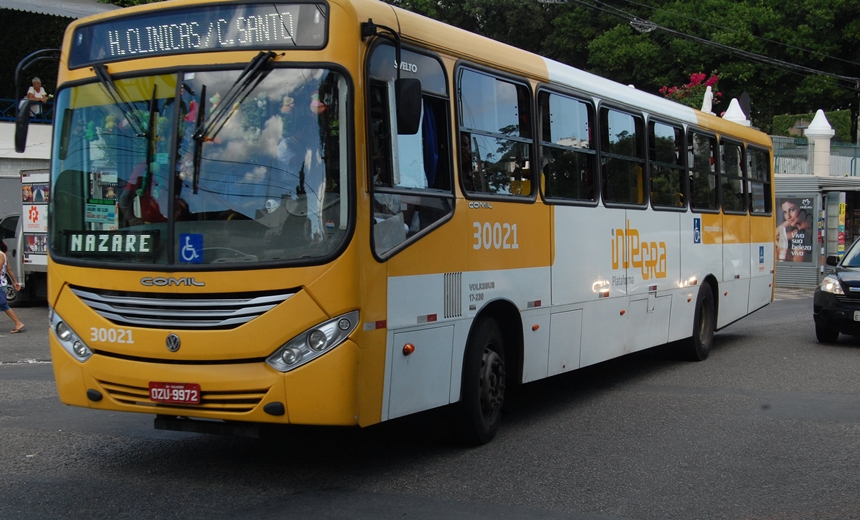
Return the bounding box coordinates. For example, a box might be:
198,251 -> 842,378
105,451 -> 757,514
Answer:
141,277 -> 205,287
611,220 -> 668,281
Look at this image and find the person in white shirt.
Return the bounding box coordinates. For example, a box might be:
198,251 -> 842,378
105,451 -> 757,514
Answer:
27,77 -> 48,116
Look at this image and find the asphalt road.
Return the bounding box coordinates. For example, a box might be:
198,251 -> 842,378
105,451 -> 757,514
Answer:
3,290 -> 859,520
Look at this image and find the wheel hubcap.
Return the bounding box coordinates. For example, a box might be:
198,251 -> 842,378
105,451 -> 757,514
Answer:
479,348 -> 505,419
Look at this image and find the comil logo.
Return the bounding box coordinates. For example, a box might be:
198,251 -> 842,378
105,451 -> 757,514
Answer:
611,221 -> 667,281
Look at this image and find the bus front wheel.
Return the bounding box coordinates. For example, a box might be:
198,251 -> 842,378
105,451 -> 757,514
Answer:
458,318 -> 506,445
684,284 -> 715,361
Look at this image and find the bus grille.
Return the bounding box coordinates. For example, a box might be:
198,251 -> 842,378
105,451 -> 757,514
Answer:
70,287 -> 295,330
98,379 -> 267,413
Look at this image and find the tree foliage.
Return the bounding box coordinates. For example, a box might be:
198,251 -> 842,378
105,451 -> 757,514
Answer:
5,0 -> 860,140
384,0 -> 860,138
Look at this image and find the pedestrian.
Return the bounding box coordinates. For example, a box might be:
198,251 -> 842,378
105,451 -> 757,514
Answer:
27,77 -> 49,117
0,241 -> 25,333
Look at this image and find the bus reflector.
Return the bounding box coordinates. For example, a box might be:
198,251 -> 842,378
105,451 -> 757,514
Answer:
402,344 -> 415,356
364,320 -> 387,331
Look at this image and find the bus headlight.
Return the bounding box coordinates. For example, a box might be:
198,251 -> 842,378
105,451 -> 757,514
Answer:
266,311 -> 359,373
49,307 -> 92,362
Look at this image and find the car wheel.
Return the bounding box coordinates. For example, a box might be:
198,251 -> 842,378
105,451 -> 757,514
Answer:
815,324 -> 839,343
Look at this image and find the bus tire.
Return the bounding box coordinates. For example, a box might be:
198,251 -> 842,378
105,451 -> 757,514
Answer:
458,318 -> 506,445
684,284 -> 715,361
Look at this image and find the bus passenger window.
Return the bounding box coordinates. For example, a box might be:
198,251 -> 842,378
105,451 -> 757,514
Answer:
600,108 -> 645,205
747,146 -> 771,214
539,91 -> 596,203
721,141 -> 746,213
689,132 -> 718,211
458,69 -> 533,198
649,121 -> 685,208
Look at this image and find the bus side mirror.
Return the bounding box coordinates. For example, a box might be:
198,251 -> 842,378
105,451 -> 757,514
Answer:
396,78 -> 421,135
15,99 -> 31,153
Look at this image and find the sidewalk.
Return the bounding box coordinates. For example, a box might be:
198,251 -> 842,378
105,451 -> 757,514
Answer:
774,285 -> 816,300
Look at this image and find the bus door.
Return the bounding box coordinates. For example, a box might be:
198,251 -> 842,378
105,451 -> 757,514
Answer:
719,140 -> 751,326
747,146 -> 774,312
367,45 -> 460,420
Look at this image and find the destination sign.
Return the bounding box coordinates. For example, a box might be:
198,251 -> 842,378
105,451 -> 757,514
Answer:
66,231 -> 160,259
68,3 -> 328,68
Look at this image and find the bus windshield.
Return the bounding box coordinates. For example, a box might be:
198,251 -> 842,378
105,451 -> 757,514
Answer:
50,67 -> 349,266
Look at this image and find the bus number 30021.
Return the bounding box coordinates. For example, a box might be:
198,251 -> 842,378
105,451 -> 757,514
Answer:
90,327 -> 135,344
473,222 -> 519,250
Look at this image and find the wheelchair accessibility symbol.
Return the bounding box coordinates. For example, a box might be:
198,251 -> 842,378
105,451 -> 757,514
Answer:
180,234 -> 203,264
693,218 -> 702,244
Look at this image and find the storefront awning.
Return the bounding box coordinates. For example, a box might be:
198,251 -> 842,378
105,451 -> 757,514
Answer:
0,0 -> 120,19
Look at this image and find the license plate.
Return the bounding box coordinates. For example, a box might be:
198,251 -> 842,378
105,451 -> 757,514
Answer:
149,382 -> 201,404
855,311 -> 860,322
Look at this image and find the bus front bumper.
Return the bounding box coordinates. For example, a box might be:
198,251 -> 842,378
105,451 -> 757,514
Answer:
51,336 -> 362,427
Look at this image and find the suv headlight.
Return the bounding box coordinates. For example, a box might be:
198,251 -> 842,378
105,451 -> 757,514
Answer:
49,307 -> 92,362
819,275 -> 844,295
266,311 -> 359,373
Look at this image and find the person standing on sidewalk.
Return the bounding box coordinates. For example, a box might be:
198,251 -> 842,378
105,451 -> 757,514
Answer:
0,242 -> 25,333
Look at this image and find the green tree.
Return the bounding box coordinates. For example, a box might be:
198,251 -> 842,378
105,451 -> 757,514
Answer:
386,0 -> 860,138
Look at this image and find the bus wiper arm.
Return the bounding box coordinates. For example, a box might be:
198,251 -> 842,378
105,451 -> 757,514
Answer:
192,85 -> 207,195
92,63 -> 147,137
193,50 -> 277,143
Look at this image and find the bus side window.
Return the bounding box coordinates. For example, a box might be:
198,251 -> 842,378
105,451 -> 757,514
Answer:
458,69 -> 534,198
600,108 -> 645,205
747,146 -> 771,214
649,121 -> 686,209
367,46 -> 454,257
689,132 -> 718,212
721,140 -> 746,214
539,90 -> 596,203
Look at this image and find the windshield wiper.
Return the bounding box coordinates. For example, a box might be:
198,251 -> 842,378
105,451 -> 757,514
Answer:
141,86 -> 158,194
191,85 -> 206,194
193,50 -> 277,143
92,63 -> 147,137
190,50 -> 278,194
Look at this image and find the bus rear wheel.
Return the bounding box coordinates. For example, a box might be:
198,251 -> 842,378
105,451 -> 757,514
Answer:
684,284 -> 715,361
458,318 -> 506,445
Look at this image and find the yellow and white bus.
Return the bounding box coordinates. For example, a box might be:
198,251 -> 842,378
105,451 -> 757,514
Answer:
26,0 -> 773,444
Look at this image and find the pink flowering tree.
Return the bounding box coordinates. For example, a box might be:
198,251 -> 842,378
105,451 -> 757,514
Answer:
659,72 -> 722,110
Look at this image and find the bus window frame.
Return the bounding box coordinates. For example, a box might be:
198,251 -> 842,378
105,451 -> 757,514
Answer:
746,144 -> 773,216
687,128 -> 721,215
598,103 -> 647,210
366,41 -> 455,261
719,136 -> 748,216
48,61 -> 358,272
647,117 -> 688,213
454,61 -> 537,204
535,86 -> 599,208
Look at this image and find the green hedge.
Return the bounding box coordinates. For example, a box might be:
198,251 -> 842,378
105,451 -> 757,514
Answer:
772,110 -> 852,143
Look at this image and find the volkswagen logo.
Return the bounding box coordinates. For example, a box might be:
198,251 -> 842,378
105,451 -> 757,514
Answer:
166,334 -> 181,352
